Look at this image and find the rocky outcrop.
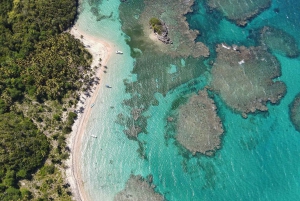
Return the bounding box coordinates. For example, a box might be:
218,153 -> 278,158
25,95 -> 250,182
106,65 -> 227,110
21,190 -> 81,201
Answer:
151,22 -> 173,44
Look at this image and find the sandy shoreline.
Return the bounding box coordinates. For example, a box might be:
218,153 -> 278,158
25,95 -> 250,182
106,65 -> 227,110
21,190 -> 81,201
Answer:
66,25 -> 113,201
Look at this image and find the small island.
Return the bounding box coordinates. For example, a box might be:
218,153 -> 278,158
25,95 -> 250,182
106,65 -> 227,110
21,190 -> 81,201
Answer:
149,17 -> 172,44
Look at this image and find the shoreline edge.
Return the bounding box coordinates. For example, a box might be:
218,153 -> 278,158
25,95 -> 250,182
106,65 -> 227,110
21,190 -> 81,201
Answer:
66,25 -> 113,201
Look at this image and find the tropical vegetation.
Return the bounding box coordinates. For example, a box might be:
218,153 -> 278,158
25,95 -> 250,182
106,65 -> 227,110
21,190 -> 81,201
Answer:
149,17 -> 164,35
0,0 -> 94,200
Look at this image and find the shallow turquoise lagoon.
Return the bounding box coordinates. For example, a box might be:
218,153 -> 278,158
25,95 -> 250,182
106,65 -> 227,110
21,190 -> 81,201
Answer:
76,0 -> 300,200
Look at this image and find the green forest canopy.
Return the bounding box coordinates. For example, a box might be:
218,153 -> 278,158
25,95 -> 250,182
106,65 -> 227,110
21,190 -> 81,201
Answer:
0,112 -> 49,188
0,0 -> 92,200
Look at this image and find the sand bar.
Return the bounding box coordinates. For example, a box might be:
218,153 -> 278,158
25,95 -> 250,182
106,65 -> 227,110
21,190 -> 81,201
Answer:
66,25 -> 113,201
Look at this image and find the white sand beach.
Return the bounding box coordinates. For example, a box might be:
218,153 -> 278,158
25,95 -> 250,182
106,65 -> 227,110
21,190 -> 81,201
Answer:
66,25 -> 113,201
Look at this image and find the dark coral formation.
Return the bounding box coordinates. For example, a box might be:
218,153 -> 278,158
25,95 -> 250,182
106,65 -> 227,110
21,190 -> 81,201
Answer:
260,26 -> 299,58
131,108 -> 144,121
207,0 -> 271,26
290,94 -> 300,132
117,56 -> 207,138
118,109 -> 147,139
89,0 -> 113,21
176,89 -> 224,155
210,44 -> 286,117
114,175 -> 164,201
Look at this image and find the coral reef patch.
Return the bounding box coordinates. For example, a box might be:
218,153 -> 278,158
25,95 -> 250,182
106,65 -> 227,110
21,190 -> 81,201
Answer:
290,93 -> 300,132
176,89 -> 224,155
118,0 -> 210,138
114,175 -> 164,201
210,44 -> 286,117
207,0 -> 271,26
260,26 -> 299,58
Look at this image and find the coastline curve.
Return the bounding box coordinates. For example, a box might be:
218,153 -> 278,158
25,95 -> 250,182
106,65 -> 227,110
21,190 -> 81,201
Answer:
66,26 -> 113,201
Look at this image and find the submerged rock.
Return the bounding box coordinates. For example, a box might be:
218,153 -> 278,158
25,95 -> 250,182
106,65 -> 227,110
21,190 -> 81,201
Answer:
124,125 -> 142,139
131,108 -> 143,121
207,0 -> 271,26
176,89 -> 224,155
290,94 -> 300,132
260,26 -> 299,58
114,175 -> 164,201
210,44 -> 286,117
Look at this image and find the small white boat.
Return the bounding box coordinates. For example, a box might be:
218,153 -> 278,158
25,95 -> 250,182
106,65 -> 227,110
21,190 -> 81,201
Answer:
91,103 -> 95,108
116,50 -> 123,54
105,85 -> 112,88
91,135 -> 97,138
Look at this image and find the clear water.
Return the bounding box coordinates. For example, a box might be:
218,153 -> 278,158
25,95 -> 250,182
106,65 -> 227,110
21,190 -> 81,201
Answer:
75,0 -> 300,200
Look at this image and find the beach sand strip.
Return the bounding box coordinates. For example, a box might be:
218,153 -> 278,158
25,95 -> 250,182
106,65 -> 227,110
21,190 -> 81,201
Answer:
66,26 -> 113,201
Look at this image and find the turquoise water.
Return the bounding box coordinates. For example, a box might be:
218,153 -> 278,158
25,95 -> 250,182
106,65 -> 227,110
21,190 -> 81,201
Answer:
76,0 -> 300,200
